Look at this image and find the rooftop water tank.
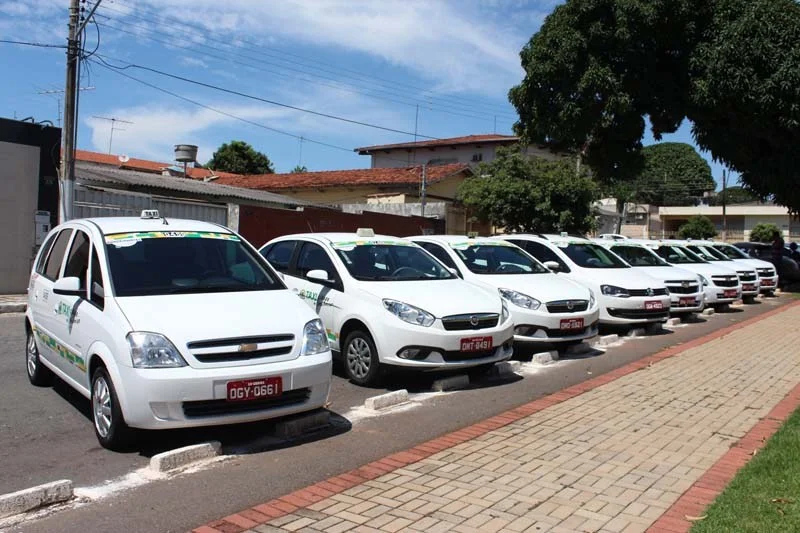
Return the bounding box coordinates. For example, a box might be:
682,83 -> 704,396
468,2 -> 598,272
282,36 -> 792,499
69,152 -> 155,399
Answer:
174,144 -> 198,163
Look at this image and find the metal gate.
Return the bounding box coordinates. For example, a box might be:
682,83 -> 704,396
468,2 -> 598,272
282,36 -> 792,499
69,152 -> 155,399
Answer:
74,185 -> 227,225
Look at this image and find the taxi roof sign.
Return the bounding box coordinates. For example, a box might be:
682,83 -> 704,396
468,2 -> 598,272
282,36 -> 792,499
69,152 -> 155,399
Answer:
356,228 -> 375,238
140,210 -> 160,219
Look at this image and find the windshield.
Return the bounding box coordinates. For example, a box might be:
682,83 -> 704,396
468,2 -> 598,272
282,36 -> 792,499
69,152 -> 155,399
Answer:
104,231 -> 283,297
451,243 -> 548,275
714,244 -> 750,260
560,243 -> 629,268
688,244 -> 731,262
334,242 -> 454,281
655,245 -> 706,264
610,245 -> 669,267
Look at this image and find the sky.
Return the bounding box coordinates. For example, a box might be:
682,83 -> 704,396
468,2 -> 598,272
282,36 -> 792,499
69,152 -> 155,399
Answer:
1,0 -> 730,186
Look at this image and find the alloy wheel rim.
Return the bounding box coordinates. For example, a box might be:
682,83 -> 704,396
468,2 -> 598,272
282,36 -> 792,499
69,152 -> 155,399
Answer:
346,338 -> 371,379
26,334 -> 37,377
93,377 -> 113,438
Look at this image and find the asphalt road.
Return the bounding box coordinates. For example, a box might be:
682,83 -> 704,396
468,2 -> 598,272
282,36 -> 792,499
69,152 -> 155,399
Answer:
0,295 -> 790,533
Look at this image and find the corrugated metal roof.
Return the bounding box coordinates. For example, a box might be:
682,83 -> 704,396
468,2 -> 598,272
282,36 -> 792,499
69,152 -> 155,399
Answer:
75,162 -> 310,208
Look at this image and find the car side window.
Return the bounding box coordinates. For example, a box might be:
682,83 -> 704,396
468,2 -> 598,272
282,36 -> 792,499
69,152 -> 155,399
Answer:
262,241 -> 296,273
43,229 -> 73,280
35,232 -> 58,275
296,242 -> 341,287
512,240 -> 571,273
419,242 -> 459,271
63,230 -> 91,292
90,247 -> 105,309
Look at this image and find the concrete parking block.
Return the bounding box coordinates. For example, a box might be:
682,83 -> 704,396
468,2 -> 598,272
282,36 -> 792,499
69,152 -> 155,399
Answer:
0,479 -> 73,518
665,318 -> 681,328
432,375 -> 469,392
595,334 -> 619,347
564,342 -> 593,355
486,360 -> 521,378
531,351 -> 558,365
275,410 -> 331,439
702,308 -> 715,316
149,442 -> 221,473
627,328 -> 646,338
364,390 -> 409,411
645,322 -> 663,334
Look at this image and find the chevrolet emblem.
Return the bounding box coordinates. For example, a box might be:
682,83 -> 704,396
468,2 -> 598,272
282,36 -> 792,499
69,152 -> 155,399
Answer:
238,343 -> 258,352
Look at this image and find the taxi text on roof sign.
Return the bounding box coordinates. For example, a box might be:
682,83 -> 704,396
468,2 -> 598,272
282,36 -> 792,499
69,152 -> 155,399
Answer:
105,231 -> 240,246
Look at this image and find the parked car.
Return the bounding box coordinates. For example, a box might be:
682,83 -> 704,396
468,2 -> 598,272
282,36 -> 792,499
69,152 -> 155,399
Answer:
259,229 -> 514,386
26,211 -> 332,450
598,234 -> 629,241
677,240 -> 760,302
409,235 -> 600,349
734,242 -> 800,286
643,240 -> 742,308
709,242 -> 778,295
593,239 -> 704,315
494,234 -> 671,327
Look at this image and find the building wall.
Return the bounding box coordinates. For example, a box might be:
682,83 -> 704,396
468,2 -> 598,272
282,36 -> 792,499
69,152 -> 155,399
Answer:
368,144 -> 560,168
0,141 -> 40,293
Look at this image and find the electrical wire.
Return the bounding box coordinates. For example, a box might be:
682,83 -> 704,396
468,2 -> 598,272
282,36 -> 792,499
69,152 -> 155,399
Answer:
0,39 -> 66,49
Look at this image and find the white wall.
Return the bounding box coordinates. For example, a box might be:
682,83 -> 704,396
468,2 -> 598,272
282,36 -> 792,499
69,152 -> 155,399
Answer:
0,141 -> 40,293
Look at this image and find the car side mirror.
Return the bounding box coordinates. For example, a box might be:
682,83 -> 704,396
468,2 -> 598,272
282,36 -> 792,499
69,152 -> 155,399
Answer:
53,276 -> 84,297
543,261 -> 561,272
448,267 -> 461,278
307,269 -> 334,284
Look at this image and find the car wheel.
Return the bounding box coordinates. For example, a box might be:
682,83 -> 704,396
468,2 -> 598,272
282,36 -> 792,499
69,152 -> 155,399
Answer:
743,295 -> 756,304
26,329 -> 53,386
91,366 -> 131,450
342,330 -> 382,387
467,363 -> 496,380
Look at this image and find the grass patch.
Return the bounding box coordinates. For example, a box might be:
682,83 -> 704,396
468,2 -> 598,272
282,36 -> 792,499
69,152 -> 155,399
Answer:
691,406 -> 800,533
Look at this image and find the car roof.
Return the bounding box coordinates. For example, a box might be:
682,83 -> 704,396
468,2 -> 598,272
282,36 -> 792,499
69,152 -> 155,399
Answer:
409,235 -> 504,245
70,216 -> 229,235
274,232 -> 415,245
496,233 -> 592,245
594,239 -> 647,248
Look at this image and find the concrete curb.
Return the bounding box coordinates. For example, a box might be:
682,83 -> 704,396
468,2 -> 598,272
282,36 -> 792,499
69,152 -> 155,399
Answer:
531,351 -> 558,365
595,334 -> 619,347
432,375 -> 469,392
702,308 -> 715,316
0,303 -> 26,314
149,442 -> 221,473
364,390 -> 409,411
665,317 -> 681,327
0,479 -> 73,519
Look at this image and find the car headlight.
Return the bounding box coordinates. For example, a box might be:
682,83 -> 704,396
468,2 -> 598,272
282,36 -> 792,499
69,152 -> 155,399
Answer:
127,332 -> 187,368
300,319 -> 329,356
501,300 -> 510,323
499,288 -> 541,310
698,275 -> 709,287
601,285 -> 630,298
383,299 -> 435,327
589,290 -> 596,308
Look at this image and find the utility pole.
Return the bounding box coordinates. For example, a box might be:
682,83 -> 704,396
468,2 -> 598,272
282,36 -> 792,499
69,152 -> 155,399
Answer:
412,104 -> 419,165
421,164 -> 427,218
722,169 -> 728,242
59,0 -> 81,223
92,116 -> 134,154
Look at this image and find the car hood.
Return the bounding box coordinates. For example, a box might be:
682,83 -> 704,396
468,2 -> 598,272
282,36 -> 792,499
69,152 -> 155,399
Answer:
730,258 -> 773,271
115,290 -> 318,347
470,273 -> 590,302
358,279 -> 502,317
631,266 -> 697,283
570,267 -> 665,290
673,262 -> 739,277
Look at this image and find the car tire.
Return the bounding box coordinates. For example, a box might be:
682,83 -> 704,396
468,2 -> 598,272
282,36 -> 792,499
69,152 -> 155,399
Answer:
467,363 -> 496,380
91,366 -> 132,451
26,329 -> 53,387
743,295 -> 756,304
342,330 -> 382,387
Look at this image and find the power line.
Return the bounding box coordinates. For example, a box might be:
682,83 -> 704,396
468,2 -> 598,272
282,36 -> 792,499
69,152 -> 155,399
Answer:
0,39 -> 66,49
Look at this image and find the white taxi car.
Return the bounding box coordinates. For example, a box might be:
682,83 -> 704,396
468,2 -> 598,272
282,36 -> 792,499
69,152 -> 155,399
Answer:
593,240 -> 705,315
409,235 -> 599,347
259,230 -> 514,386
495,234 -> 671,326
709,242 -> 779,295
26,211 -> 331,450
678,240 -> 760,303
641,240 -> 742,308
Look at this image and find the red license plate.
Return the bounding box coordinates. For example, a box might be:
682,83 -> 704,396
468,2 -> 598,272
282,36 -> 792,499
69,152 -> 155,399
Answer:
679,297 -> 695,306
743,284 -> 755,291
227,377 -> 282,402
761,279 -> 775,286
460,336 -> 493,352
723,289 -> 738,298
560,318 -> 584,330
644,300 -> 664,310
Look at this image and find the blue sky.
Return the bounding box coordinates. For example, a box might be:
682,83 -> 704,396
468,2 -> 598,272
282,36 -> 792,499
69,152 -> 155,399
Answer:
1,0 -> 730,186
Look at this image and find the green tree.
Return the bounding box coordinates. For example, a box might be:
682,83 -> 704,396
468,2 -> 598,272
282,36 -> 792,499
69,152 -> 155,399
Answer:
457,146 -> 599,233
206,141 -> 274,174
749,223 -> 780,243
290,165 -> 308,173
678,215 -> 718,239
509,0 -> 800,214
634,143 -> 715,206
710,186 -> 759,206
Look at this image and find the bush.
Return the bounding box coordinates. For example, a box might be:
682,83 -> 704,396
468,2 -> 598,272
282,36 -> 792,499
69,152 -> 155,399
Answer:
678,216 -> 718,239
749,223 -> 780,243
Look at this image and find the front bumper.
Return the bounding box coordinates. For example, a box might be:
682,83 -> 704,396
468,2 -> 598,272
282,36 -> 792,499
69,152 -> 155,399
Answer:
704,285 -> 741,305
668,292 -> 704,314
757,276 -> 778,293
599,295 -> 671,324
115,351 -> 332,430
511,305 -> 600,343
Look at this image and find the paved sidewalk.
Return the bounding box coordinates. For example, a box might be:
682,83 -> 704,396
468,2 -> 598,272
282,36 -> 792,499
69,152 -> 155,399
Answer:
0,294 -> 26,314
196,302 -> 800,533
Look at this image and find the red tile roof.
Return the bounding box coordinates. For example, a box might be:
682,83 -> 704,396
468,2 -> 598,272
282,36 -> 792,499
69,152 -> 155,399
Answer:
74,149 -> 240,179
215,163 -> 472,191
355,134 -> 518,153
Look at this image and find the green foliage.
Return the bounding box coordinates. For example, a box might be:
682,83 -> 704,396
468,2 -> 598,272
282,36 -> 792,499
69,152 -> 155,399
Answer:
634,143 -> 715,206
749,223 -> 781,243
710,186 -> 760,206
510,0 -> 800,213
457,146 -> 599,233
207,141 -> 274,174
678,215 -> 718,239
290,165 -> 308,173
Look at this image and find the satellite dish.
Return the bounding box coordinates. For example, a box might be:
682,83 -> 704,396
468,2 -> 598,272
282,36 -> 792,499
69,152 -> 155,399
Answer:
118,154 -> 130,163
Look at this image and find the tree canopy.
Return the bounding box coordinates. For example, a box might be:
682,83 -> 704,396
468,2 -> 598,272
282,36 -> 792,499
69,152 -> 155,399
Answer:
509,0 -> 800,213
290,165 -> 308,173
749,223 -> 781,243
709,186 -> 759,206
206,140 -> 274,174
457,146 -> 599,234
678,215 -> 717,239
633,143 -> 714,206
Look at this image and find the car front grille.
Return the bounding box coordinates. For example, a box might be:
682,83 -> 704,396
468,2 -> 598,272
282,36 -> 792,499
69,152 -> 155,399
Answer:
192,346 -> 293,363
628,288 -> 669,297
182,388 -> 311,418
711,276 -> 739,287
608,308 -> 670,320
187,334 -> 296,363
441,313 -> 499,331
737,271 -> 757,282
546,300 -> 589,313
757,268 -> 776,277
665,281 -> 700,294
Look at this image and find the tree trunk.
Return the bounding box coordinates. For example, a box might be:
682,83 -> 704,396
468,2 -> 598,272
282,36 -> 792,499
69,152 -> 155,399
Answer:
615,198 -> 625,234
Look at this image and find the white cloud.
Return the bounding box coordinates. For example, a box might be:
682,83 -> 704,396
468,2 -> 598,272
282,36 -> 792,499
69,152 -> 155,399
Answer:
179,56 -> 208,69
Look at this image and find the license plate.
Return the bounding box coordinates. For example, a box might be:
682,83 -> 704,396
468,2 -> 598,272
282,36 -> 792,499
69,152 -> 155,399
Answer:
743,284 -> 755,291
560,318 -> 584,330
723,289 -> 738,298
460,336 -> 493,352
679,297 -> 695,306
644,300 -> 664,310
761,279 -> 775,286
226,377 -> 282,402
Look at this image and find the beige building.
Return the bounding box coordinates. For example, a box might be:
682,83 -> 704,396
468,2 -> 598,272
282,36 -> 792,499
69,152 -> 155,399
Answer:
658,204 -> 798,241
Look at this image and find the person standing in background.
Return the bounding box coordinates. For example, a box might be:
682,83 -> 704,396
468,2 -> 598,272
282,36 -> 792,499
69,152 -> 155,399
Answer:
772,230 -> 786,286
